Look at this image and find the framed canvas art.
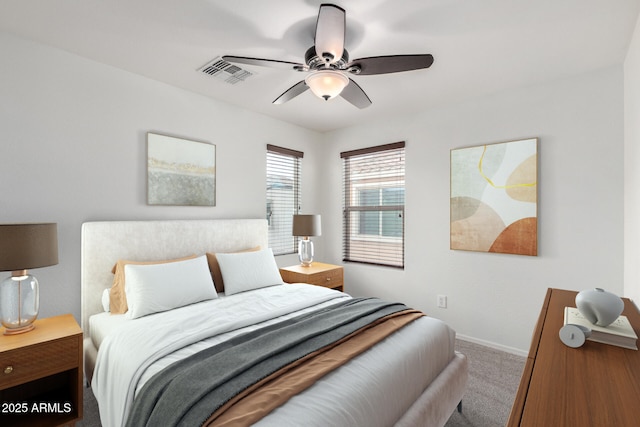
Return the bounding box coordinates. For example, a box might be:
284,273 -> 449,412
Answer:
450,138 -> 537,256
147,132 -> 216,206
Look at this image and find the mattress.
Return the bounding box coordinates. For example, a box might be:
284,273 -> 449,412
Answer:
91,283 -> 456,427
89,312 -> 127,350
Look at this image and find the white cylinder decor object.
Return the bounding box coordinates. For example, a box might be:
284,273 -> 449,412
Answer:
575,288 -> 624,327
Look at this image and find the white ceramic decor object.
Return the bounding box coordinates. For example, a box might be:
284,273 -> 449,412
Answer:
559,324 -> 592,348
575,288 -> 624,327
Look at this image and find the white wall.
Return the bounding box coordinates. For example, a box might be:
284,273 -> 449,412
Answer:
0,32 -> 324,324
0,31 -> 627,354
320,67 -> 624,353
624,14 -> 640,307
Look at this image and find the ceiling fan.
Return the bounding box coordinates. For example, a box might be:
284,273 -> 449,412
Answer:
223,3 -> 434,109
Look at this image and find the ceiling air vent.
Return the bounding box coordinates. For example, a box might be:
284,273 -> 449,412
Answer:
198,56 -> 254,85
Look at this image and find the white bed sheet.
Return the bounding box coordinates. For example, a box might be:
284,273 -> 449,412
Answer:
91,284 -> 455,427
90,312 -> 127,350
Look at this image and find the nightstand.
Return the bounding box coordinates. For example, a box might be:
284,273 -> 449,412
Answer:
0,314 -> 83,426
280,262 -> 344,292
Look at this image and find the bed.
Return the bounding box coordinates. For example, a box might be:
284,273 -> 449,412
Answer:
81,219 -> 467,427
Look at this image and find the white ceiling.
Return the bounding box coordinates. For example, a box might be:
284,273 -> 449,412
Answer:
1,0 -> 639,132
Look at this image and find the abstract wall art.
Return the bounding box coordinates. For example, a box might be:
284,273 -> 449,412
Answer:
147,132 -> 216,206
450,138 -> 537,256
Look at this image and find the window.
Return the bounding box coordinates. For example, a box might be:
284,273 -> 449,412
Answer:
341,142 -> 405,268
267,144 -> 303,255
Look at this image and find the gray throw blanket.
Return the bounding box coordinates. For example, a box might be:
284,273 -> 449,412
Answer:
125,297 -> 408,427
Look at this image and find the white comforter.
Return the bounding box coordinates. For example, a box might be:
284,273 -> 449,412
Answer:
92,284 -> 455,427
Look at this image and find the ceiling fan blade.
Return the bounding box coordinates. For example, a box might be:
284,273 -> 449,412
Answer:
223,55 -> 306,71
273,80 -> 309,104
340,78 -> 372,109
348,54 -> 434,75
314,4 -> 345,64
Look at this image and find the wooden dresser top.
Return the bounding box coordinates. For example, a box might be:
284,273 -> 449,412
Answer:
509,288 -> 640,426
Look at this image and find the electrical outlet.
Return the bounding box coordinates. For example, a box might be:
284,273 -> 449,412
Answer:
437,295 -> 447,308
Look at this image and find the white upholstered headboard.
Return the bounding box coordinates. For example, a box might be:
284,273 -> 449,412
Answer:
80,219 -> 268,332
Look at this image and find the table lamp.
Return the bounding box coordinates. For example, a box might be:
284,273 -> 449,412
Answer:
292,214 -> 321,267
0,223 -> 58,335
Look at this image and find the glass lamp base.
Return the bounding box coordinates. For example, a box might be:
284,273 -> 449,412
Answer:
0,272 -> 39,335
298,238 -> 314,267
3,323 -> 35,335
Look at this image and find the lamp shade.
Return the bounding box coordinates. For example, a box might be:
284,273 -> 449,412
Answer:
305,71 -> 349,101
292,215 -> 322,237
0,223 -> 58,271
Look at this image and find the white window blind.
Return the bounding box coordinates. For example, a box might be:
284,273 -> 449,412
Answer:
341,142 -> 405,268
267,144 -> 303,255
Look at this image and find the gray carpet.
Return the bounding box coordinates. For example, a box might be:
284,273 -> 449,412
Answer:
79,339 -> 525,426
445,340 -> 526,427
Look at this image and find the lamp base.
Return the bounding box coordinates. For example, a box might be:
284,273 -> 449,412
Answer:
3,323 -> 35,335
298,238 -> 314,267
0,272 -> 39,335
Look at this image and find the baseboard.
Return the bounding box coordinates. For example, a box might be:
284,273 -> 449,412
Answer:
456,334 -> 528,358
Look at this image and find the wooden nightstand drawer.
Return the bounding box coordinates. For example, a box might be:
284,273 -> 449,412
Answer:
0,336 -> 79,390
306,268 -> 343,289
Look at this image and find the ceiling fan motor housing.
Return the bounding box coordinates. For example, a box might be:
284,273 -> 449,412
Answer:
304,46 -> 350,71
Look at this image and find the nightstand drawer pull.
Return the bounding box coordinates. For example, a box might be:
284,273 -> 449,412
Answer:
4,365 -> 13,374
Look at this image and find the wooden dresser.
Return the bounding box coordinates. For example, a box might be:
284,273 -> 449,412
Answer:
507,288 -> 640,426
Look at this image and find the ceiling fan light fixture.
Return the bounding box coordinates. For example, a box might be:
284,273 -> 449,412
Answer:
305,71 -> 349,101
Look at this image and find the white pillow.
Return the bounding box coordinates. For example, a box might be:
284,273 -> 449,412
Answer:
124,255 -> 217,319
102,288 -> 110,312
216,248 -> 283,296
